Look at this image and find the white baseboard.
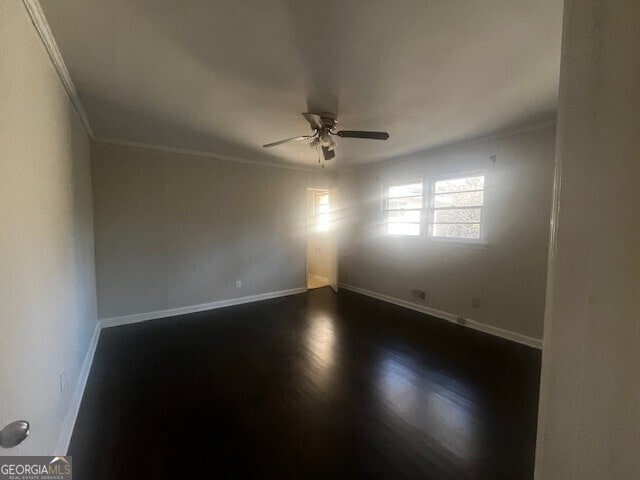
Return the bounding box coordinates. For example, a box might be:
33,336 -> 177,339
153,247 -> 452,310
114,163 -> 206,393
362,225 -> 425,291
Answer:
53,287 -> 306,453
339,283 -> 542,349
52,285 -> 537,455
55,321 -> 101,455
100,287 -> 307,328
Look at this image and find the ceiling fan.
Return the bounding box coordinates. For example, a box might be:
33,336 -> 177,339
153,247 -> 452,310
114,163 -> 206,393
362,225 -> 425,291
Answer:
263,112 -> 389,165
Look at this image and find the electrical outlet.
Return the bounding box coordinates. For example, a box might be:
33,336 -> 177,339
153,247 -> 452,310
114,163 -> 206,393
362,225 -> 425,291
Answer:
59,370 -> 66,394
235,280 -> 242,288
472,297 -> 480,308
411,289 -> 426,302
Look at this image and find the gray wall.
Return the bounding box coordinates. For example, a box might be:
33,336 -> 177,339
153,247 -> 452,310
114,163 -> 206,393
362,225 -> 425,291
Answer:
0,2 -> 98,454
535,0 -> 640,478
338,126 -> 556,340
91,143 -> 335,319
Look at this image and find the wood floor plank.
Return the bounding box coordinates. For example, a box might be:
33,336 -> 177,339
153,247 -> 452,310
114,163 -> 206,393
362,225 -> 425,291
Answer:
69,287 -> 541,479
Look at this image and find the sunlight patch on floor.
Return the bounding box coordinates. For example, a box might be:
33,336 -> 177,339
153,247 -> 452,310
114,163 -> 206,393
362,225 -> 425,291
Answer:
307,275 -> 329,289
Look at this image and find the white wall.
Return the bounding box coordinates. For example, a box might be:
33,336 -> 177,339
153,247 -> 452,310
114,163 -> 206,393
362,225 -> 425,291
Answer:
0,2 -> 98,455
91,143 -> 335,320
535,0 -> 640,478
338,126 -> 556,341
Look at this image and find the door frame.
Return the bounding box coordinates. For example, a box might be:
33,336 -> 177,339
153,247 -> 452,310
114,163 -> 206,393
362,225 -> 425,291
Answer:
305,187 -> 331,291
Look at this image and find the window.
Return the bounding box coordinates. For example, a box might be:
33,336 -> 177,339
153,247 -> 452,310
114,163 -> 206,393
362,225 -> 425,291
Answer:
428,173 -> 485,241
313,192 -> 330,232
383,181 -> 423,236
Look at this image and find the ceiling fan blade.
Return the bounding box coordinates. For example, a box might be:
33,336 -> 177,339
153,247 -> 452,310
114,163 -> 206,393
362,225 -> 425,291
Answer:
263,135 -> 313,148
322,146 -> 335,161
335,130 -> 389,140
302,113 -> 324,131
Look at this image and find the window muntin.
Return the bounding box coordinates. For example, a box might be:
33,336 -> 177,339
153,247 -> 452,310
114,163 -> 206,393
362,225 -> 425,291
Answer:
429,174 -> 485,241
383,181 -> 423,236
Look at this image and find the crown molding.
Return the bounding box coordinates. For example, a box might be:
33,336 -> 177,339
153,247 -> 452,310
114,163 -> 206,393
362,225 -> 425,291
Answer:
339,118 -> 557,174
22,0 -> 553,177
20,0 -> 332,174
92,137 -> 338,175
22,0 -> 95,139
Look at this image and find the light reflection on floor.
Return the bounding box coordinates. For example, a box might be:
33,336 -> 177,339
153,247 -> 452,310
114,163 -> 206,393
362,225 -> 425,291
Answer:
376,350 -> 480,466
303,314 -> 337,390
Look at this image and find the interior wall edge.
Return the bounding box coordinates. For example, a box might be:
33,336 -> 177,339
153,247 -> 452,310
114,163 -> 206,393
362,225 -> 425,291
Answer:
2,1 -> 99,454
22,0 -> 94,138
340,283 -> 542,349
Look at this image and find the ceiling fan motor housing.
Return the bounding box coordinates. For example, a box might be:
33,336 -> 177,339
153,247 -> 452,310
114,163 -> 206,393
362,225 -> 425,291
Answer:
317,112 -> 337,130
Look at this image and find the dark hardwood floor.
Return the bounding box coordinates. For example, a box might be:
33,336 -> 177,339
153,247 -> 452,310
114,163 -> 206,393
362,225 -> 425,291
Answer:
69,287 -> 541,479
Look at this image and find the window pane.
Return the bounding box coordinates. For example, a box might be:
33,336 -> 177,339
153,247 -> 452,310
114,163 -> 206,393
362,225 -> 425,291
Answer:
388,210 -> 420,223
432,223 -> 481,239
387,223 -> 420,236
389,183 -> 423,198
314,193 -> 330,232
434,191 -> 483,208
317,213 -> 329,232
387,196 -> 422,210
433,208 -> 481,223
435,175 -> 484,193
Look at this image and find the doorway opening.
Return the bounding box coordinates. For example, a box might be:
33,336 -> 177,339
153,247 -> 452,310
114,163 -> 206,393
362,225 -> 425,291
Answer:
306,189 -> 333,290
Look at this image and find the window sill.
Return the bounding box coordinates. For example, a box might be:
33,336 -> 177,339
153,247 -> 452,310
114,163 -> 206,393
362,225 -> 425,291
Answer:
428,238 -> 489,249
380,235 -> 489,249
383,234 -> 422,239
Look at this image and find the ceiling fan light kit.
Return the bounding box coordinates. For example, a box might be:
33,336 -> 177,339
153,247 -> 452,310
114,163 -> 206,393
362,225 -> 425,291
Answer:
319,133 -> 334,148
263,112 -> 389,167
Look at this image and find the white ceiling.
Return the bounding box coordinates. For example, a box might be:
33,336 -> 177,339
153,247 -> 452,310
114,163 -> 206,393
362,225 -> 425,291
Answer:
40,0 -> 562,170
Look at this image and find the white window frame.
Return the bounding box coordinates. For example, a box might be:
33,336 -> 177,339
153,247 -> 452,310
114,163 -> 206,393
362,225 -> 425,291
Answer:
382,179 -> 425,237
427,171 -> 486,244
